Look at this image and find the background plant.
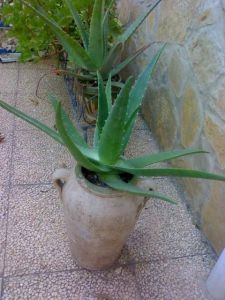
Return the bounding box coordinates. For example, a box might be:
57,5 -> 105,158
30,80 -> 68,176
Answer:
21,0 -> 161,90
1,0 -> 120,61
1,48 -> 225,203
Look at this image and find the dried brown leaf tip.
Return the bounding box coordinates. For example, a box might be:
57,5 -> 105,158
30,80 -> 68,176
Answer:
0,133 -> 5,143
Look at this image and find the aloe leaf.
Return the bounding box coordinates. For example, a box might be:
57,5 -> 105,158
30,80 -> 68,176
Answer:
111,81 -> 124,88
105,73 -> 112,111
0,99 -> 63,145
94,72 -> 109,146
48,96 -> 99,161
49,95 -> 86,149
102,0 -> 115,57
64,0 -> 89,50
102,3 -> 109,58
102,0 -> 115,25
118,0 -> 162,43
100,174 -> 176,204
109,165 -> 225,182
93,126 -> 99,149
56,102 -> 108,172
127,149 -> 209,168
127,45 -> 165,119
100,43 -> 123,77
22,1 -> 96,71
88,0 -> 105,67
98,77 -> 133,164
111,44 -> 150,77
120,107 -> 140,153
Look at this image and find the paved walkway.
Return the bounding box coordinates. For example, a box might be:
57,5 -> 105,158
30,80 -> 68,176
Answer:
0,61 -> 215,299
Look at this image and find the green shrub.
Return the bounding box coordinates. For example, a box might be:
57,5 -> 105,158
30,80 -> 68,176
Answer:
1,0 -> 120,61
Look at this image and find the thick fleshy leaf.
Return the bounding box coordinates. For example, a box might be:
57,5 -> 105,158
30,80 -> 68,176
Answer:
56,102 -> 108,172
48,96 -> 98,161
64,0 -> 89,50
120,107 -> 139,153
111,44 -> 150,77
102,0 -> 115,57
22,1 -> 96,71
105,73 -> 112,111
100,174 -> 176,204
108,165 -> 225,182
127,45 -> 165,119
126,149 -> 209,168
100,43 -> 123,78
88,0 -> 105,67
94,72 -> 109,146
120,46 -> 165,151
0,99 -> 63,145
98,77 -> 133,164
118,0 -> 161,44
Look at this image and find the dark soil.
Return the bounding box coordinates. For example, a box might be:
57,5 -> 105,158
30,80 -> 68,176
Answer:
81,167 -> 133,188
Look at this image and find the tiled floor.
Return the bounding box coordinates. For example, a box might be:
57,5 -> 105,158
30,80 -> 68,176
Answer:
0,61 -> 215,299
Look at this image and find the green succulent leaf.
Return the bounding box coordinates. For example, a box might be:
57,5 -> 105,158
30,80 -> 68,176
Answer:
94,72 -> 109,146
100,43 -> 123,78
100,174 -> 176,204
109,166 -> 225,182
127,149 -> 209,168
118,0 -> 162,44
105,73 -> 112,111
64,0 -> 89,50
22,1 -> 97,71
56,102 -> 108,172
88,0 -> 105,67
111,44 -> 150,77
127,45 -> 165,119
120,107 -> 140,153
0,99 -> 63,145
48,95 -> 98,161
98,77 -> 134,164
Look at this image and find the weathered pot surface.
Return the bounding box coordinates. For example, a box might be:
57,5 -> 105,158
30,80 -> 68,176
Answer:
53,165 -> 148,270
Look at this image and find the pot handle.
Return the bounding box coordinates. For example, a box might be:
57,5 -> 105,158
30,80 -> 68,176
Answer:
52,168 -> 70,197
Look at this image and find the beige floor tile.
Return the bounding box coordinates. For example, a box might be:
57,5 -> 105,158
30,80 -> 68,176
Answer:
0,186 -> 8,276
0,67 -> 19,96
0,133 -> 12,186
11,130 -> 73,185
124,177 -> 211,262
4,185 -> 77,276
17,69 -> 68,100
125,129 -> 158,158
3,267 -> 139,300
136,255 -> 215,300
0,62 -> 19,70
0,95 -> 16,134
18,57 -> 59,71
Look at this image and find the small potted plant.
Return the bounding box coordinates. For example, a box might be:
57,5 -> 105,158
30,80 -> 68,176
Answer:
1,50 -> 225,270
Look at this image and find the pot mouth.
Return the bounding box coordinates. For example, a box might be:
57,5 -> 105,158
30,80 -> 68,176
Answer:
75,165 -> 135,197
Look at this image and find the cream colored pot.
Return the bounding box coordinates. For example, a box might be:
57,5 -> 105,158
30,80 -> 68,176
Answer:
53,165 -> 149,270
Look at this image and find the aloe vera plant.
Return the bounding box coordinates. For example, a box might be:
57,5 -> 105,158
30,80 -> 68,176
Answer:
1,50 -> 225,204
21,0 -> 161,88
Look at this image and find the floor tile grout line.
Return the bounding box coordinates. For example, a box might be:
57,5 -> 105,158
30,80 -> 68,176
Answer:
3,267 -> 82,281
2,251 -> 213,282
11,182 -> 53,187
119,251 -> 214,268
1,64 -> 20,300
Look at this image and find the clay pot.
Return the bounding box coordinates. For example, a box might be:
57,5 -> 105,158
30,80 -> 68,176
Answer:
53,165 -> 148,270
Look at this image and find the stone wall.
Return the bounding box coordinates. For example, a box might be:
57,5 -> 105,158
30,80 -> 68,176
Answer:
118,0 -> 225,254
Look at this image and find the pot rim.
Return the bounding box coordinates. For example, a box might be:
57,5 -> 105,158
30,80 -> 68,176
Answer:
75,165 -> 137,198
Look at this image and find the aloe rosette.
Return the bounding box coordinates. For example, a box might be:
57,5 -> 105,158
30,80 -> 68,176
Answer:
1,49 -> 225,204
21,0 -> 161,86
